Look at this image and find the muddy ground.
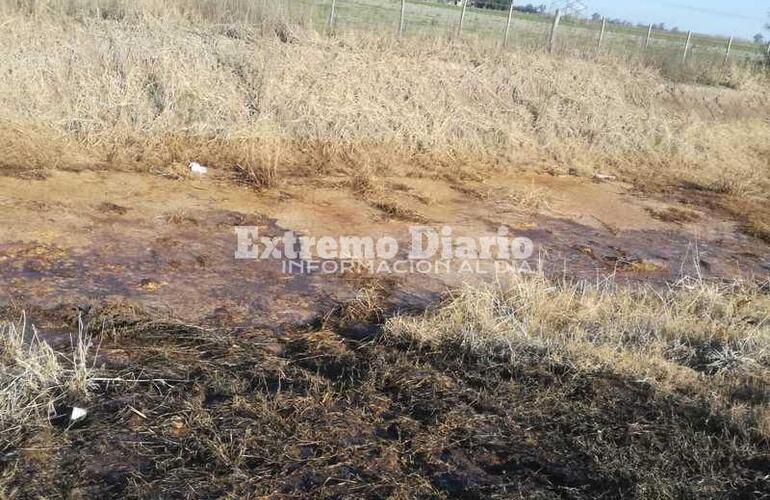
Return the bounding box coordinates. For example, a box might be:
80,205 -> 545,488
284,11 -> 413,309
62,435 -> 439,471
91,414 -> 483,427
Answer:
1,168 -> 769,497
1,169 -> 767,327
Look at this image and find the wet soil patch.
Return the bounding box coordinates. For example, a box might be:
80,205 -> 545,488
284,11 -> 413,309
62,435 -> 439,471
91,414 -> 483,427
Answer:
1,208 -> 767,334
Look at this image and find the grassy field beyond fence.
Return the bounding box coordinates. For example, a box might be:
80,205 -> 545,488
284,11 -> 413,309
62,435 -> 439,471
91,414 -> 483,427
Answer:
294,0 -> 766,82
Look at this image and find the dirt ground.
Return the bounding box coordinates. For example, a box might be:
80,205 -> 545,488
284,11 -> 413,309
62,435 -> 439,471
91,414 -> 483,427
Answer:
1,168 -> 767,327
1,167 -> 769,498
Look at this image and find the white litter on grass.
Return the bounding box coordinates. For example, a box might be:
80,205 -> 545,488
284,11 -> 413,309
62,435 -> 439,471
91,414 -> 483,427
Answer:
189,162 -> 208,175
593,172 -> 617,181
70,406 -> 88,423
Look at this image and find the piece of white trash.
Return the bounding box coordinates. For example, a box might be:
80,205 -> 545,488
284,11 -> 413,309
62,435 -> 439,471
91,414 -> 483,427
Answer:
593,172 -> 616,181
70,406 -> 88,423
189,162 -> 208,175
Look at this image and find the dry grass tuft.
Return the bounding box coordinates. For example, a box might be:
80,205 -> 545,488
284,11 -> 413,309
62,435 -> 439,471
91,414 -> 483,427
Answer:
349,167 -> 380,195
494,183 -> 552,213
369,198 -> 428,223
232,141 -> 281,191
0,314 -> 94,448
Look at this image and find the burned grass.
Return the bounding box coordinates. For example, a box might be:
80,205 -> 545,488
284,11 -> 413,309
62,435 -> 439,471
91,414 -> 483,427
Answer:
2,276 -> 769,498
1,4 -> 769,494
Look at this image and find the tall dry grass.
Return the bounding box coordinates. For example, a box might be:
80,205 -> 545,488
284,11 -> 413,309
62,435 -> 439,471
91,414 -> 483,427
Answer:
0,0 -> 768,195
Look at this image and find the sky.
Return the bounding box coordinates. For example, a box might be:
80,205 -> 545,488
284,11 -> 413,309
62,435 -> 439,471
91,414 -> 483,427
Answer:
577,0 -> 767,40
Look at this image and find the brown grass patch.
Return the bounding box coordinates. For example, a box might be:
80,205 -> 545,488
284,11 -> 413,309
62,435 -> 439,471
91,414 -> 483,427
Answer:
708,196 -> 770,244
0,4 -> 767,201
1,315 -> 94,450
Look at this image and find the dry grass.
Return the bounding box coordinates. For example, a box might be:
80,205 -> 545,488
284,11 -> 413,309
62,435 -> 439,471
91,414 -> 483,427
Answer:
385,275 -> 770,437
495,183 -> 552,213
1,2 -> 768,495
231,140 -> 281,191
0,0 -> 768,199
0,314 -> 94,450
345,168 -> 430,221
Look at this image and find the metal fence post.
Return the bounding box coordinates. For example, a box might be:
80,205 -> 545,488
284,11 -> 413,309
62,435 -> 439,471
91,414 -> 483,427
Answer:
644,23 -> 652,51
596,17 -> 606,52
723,36 -> 733,65
398,0 -> 406,37
548,9 -> 561,53
457,0 -> 467,37
503,0 -> 515,47
682,30 -> 692,65
327,0 -> 336,33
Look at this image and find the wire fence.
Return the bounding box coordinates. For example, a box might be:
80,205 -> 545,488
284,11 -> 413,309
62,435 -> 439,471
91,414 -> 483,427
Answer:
283,0 -> 768,81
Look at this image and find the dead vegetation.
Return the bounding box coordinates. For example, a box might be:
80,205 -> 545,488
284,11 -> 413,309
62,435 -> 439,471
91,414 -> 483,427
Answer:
385,275 -> 770,438
0,314 -> 94,452
745,219 -> 770,244
2,275 -> 769,497
347,169 -> 430,222
0,0 -> 769,206
1,0 -> 769,496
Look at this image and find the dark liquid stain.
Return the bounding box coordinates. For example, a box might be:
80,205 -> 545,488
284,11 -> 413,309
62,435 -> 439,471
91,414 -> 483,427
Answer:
1,209 -> 767,330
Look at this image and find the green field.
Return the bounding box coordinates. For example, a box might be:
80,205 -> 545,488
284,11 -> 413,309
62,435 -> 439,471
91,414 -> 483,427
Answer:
289,0 -> 764,67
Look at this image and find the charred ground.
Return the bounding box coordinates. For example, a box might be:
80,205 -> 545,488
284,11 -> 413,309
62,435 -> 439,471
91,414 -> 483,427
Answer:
3,294 -> 769,498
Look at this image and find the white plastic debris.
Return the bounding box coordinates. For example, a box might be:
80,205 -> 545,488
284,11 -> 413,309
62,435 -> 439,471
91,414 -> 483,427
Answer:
70,406 -> 88,423
189,162 -> 208,175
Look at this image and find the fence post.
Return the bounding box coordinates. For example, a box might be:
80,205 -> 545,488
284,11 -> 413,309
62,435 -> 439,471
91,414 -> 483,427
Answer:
503,0 -> 515,47
682,30 -> 692,65
723,36 -> 733,65
596,17 -> 606,52
762,43 -> 770,69
398,0 -> 406,37
644,23 -> 652,51
327,0 -> 336,33
548,9 -> 561,53
457,0 -> 467,37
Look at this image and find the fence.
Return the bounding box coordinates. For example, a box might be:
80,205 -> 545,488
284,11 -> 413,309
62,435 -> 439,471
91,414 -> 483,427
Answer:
282,0 -> 767,79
